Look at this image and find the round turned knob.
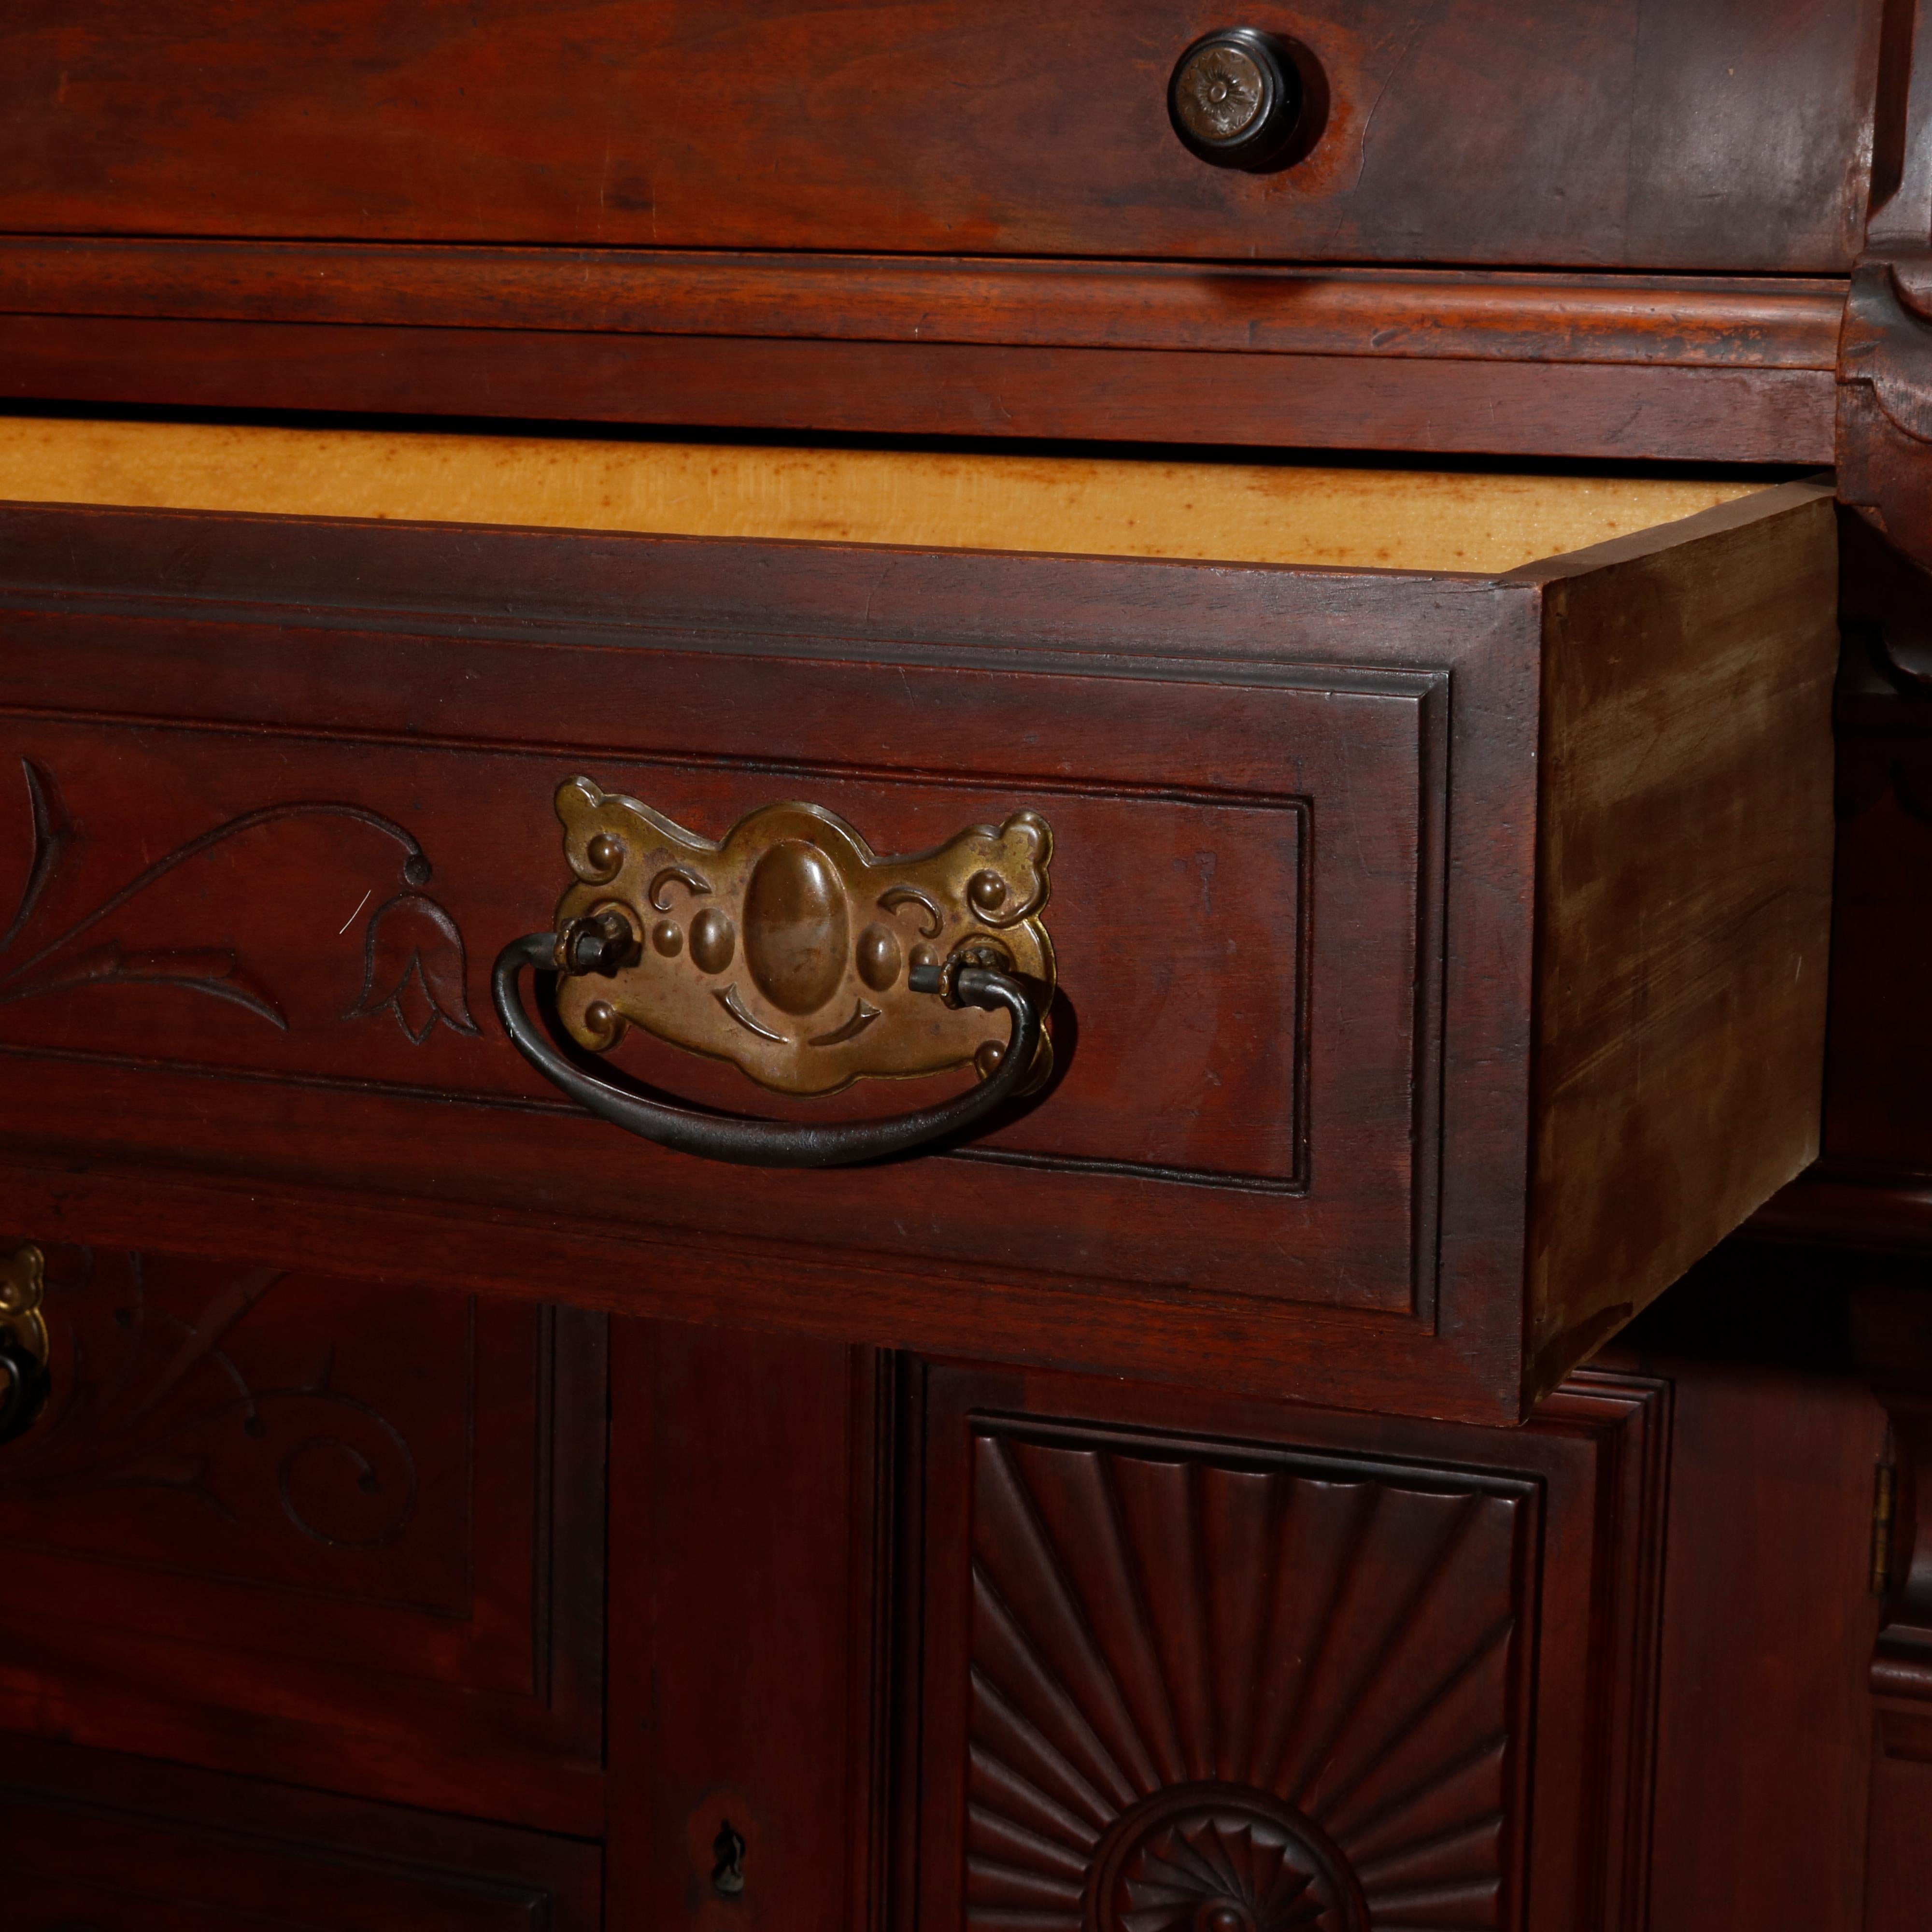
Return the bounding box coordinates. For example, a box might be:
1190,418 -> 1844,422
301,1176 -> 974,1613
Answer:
1168,28 -> 1305,170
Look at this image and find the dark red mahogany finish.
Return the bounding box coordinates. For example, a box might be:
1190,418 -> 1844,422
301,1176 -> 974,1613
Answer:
0,2 -> 1879,268
0,1247 -> 606,1832
0,485 -> 1833,1424
2,0 -> 1932,1927
2,1736 -> 602,1930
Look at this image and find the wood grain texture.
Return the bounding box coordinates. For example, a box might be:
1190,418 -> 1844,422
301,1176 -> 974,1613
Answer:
0,1735 -> 601,1930
1518,484 -> 1839,1402
1621,1336 -> 1884,1932
0,1243 -> 607,1834
0,671 -> 1432,1316
0,415 -> 1764,576
956,1432 -> 1534,1930
0,241 -> 1848,367
606,1322 -> 885,1932
909,1362 -> 1669,1932
0,0 -> 1881,271
0,315 -> 1841,466
1867,1705 -> 1932,1932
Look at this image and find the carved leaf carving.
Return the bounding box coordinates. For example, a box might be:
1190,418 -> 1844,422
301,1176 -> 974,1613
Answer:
0,756 -> 472,1047
4,941 -> 287,1028
0,1248 -> 418,1553
965,1430 -> 1527,1932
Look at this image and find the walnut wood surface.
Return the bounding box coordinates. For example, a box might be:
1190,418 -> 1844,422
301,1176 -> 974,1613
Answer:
0,1 -> 1881,271
0,313 -> 1839,466
0,481 -> 1836,1419
0,1736 -> 601,1929
0,1242 -> 607,1833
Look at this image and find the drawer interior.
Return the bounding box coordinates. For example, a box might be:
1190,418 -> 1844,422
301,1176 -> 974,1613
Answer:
0,414 -> 1767,574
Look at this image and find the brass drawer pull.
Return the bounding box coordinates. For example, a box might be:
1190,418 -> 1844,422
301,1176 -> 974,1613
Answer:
0,1243 -> 51,1446
493,781 -> 1054,1169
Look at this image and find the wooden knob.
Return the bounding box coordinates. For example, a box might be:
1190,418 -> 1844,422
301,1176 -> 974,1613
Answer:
1168,28 -> 1305,169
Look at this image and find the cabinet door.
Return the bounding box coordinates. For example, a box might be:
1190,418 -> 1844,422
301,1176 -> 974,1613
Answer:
0,1736 -> 600,1930
906,1364 -> 1669,1932
0,1241 -> 605,1833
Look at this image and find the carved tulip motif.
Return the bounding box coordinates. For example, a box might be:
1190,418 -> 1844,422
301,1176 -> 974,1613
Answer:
346,891 -> 480,1046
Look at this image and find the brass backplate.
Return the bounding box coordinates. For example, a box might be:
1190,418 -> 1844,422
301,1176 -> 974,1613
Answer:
551,779 -> 1055,1097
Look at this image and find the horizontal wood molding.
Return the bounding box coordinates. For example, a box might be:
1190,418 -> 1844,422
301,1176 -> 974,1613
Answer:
0,241 -> 1847,369
1748,1171 -> 1932,1251
0,314 -> 1838,463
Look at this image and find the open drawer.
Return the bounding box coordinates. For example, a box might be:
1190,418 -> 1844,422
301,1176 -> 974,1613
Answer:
0,422 -> 1834,1421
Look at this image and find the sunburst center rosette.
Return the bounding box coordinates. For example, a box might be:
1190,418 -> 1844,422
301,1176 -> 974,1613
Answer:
1086,1785 -> 1366,1932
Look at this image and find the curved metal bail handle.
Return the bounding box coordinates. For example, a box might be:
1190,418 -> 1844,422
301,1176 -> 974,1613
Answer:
492,933 -> 1043,1169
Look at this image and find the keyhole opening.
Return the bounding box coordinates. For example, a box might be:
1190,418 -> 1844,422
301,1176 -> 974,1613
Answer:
711,1818 -> 748,1897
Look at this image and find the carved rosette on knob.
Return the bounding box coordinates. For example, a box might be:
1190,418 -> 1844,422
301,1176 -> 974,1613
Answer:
549,779 -> 1054,1096
0,1243 -> 51,1445
1167,28 -> 1308,170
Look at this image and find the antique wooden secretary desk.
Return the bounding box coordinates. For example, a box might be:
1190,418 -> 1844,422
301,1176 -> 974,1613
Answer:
2,3 -> 1932,1928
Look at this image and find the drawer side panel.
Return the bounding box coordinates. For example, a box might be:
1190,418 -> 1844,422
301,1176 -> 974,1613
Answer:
1527,488 -> 1840,1399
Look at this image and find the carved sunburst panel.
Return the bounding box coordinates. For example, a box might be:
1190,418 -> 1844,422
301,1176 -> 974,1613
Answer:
961,1426 -> 1534,1932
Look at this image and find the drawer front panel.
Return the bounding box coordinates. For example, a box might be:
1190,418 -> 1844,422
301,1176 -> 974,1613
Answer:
0,635 -> 1442,1316
0,1 -> 1879,272
0,489 -> 1837,1421
1,1740 -> 600,1931
0,1240 -> 606,1832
